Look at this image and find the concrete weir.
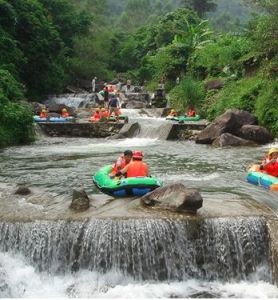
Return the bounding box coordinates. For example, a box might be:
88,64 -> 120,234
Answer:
0,182 -> 278,283
36,121 -> 209,139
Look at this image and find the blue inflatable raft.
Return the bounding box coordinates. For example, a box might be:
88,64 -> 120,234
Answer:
33,115 -> 74,123
247,165 -> 278,191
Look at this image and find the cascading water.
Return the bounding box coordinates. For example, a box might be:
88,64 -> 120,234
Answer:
46,94 -> 95,108
1,101 -> 278,297
0,217 -> 271,282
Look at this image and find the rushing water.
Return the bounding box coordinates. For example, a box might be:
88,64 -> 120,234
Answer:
0,110 -> 278,298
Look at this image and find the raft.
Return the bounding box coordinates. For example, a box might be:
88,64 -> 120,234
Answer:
33,115 -> 74,123
247,164 -> 278,191
108,115 -> 129,122
166,115 -> 201,121
92,165 -> 163,197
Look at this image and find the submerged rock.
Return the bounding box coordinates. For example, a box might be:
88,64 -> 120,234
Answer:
70,189 -> 90,211
140,183 -> 203,213
14,186 -> 31,195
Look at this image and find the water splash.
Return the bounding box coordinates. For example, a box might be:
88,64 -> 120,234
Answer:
0,217 -> 271,282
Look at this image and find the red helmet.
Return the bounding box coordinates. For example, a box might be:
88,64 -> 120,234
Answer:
133,151 -> 144,159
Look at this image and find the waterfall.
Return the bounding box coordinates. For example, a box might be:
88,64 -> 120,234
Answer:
0,217 -> 272,282
135,122 -> 173,139
46,94 -> 95,108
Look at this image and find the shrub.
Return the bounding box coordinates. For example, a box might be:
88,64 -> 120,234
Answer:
0,69 -> 34,147
205,75 -> 263,120
255,79 -> 278,136
169,76 -> 205,112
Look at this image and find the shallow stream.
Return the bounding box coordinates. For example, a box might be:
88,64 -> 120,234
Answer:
0,110 -> 277,298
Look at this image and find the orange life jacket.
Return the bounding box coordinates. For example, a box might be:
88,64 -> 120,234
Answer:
40,112 -> 47,118
110,155 -> 129,176
61,112 -> 69,118
169,111 -> 177,117
90,112 -> 100,122
102,111 -> 110,118
126,160 -> 148,178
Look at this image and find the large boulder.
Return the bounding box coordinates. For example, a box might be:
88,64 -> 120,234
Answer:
70,189 -> 90,211
196,109 -> 257,144
46,103 -> 76,116
237,125 -> 272,144
141,183 -> 203,214
212,133 -> 255,147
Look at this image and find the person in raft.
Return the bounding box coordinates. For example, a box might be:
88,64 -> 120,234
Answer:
115,151 -> 149,178
186,107 -> 196,117
260,147 -> 278,177
61,108 -> 69,118
168,109 -> 178,117
100,107 -> 110,120
40,108 -> 48,118
90,108 -> 101,122
110,150 -> 133,178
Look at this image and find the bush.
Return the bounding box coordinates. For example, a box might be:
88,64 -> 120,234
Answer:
255,79 -> 278,136
191,34 -> 252,78
169,76 -> 205,112
0,69 -> 34,147
205,75 -> 263,120
0,69 -> 25,103
0,100 -> 34,147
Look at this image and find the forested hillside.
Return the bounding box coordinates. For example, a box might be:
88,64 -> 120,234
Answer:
0,0 -> 277,147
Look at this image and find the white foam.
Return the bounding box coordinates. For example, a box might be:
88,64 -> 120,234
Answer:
1,252 -> 277,298
161,172 -> 220,182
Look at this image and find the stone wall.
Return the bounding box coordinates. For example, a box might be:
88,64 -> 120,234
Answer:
38,122 -> 124,138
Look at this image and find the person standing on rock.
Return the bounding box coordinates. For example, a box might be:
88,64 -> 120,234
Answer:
126,79 -> 131,93
103,86 -> 109,107
92,77 -> 97,93
108,94 -> 119,116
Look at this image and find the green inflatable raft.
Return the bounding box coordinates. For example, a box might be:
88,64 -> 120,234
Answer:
92,165 -> 163,197
166,115 -> 201,121
108,114 -> 128,123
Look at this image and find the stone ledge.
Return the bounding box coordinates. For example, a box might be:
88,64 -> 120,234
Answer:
38,122 -> 124,138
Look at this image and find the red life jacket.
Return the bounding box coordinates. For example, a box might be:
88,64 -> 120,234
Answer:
126,160 -> 148,177
90,112 -> 100,122
187,110 -> 196,117
40,112 -> 47,118
264,161 -> 278,177
61,112 -> 69,118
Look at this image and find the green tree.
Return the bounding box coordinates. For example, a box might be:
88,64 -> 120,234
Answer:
179,0 -> 216,17
39,0 -> 91,49
0,69 -> 33,147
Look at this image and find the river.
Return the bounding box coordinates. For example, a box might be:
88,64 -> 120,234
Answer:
0,110 -> 277,297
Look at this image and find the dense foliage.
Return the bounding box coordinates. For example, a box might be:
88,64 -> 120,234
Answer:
0,0 -> 277,148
